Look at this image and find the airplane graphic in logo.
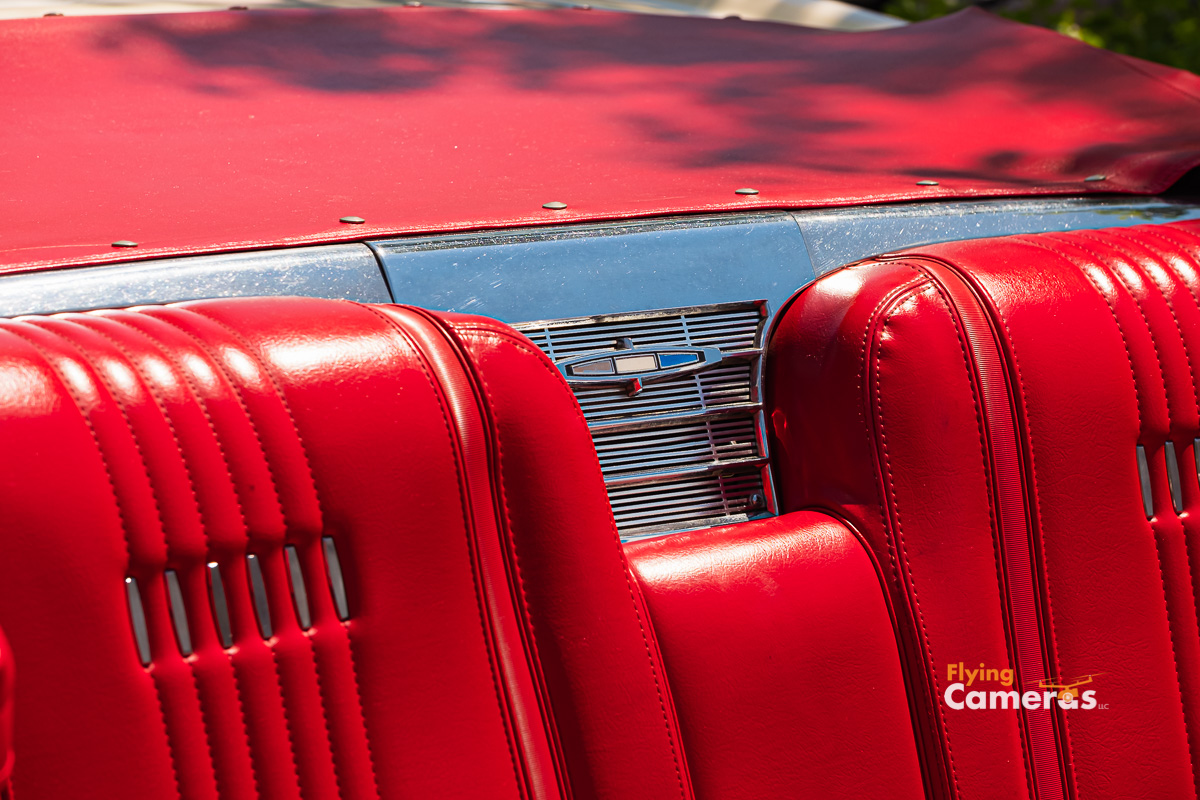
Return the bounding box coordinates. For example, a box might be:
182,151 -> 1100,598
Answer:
1038,673 -> 1102,704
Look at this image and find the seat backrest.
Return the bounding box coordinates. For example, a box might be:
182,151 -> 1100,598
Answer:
0,624 -> 11,800
0,294 -> 954,800
0,298 -> 575,799
625,512 -> 927,800
768,220 -> 1200,800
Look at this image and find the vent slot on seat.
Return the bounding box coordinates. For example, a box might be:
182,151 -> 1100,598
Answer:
515,301 -> 775,539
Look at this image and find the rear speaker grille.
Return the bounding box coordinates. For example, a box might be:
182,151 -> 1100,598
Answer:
515,301 -> 775,538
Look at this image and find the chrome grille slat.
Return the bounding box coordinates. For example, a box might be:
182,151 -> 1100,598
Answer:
514,300 -> 773,538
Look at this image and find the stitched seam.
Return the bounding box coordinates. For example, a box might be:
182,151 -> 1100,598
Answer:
923,253 -> 1071,799
145,310 -> 308,798
1071,230 -> 1200,789
1139,227 -> 1200,313
1106,229 -> 1200,420
262,641 -> 307,800
5,322 -> 192,798
451,323 -> 690,800
1072,233 -> 1177,425
853,268 -> 926,596
1134,228 -> 1200,421
182,306 -> 373,800
44,318 -> 224,796
1133,228 -> 1200,694
917,275 -> 1038,800
360,305 -> 525,797
984,237 -> 1087,795
1032,233 -> 1196,788
59,317 -> 233,797
0,322 -> 185,800
103,314 -> 264,797
448,335 -> 567,794
846,267 -> 958,795
874,286 -> 964,800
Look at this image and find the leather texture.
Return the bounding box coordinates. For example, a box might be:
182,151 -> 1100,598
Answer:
767,219 -> 1200,800
437,312 -> 696,800
0,297 -> 573,799
0,625 -> 11,797
625,512 -> 926,800
4,8 -> 1200,273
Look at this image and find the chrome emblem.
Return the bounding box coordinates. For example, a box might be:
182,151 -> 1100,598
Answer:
557,344 -> 723,395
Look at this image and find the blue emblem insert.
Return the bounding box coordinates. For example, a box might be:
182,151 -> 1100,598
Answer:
557,345 -> 723,392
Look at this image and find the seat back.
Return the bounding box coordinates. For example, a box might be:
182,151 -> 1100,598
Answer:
768,220 -> 1200,799
0,625 -> 11,800
0,298 -> 570,799
625,512 -> 927,800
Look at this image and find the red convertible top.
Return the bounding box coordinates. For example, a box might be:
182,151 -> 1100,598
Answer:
3,6 -> 1200,272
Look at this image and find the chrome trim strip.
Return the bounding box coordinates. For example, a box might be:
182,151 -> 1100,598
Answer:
284,545 -> 312,631
516,300 -> 774,332
1137,444 -> 1154,520
585,403 -> 764,433
206,562 -> 234,649
164,569 -> 193,657
1165,441 -> 1184,514
0,244 -> 390,318
793,197 -> 1200,277
603,456 -> 769,488
246,553 -> 273,639
124,576 -> 152,667
322,536 -> 350,622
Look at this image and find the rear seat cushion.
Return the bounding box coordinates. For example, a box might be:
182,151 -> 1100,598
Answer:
625,512 -> 926,800
767,220 -> 1200,800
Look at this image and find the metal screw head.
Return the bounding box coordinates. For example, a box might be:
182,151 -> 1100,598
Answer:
916,180 -> 939,186
734,187 -> 759,195
747,493 -> 763,510
111,240 -> 138,248
339,216 -> 366,224
1084,174 -> 1107,182
543,201 -> 568,210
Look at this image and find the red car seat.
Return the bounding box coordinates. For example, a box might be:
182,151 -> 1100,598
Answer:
0,297 -> 929,800
768,219 -> 1200,799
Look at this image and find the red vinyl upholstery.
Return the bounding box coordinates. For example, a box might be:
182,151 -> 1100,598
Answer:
0,298 -> 576,799
0,294 -> 944,800
435,313 -> 696,800
625,512 -> 926,800
0,625 -> 12,800
442,314 -> 929,800
767,219 -> 1200,799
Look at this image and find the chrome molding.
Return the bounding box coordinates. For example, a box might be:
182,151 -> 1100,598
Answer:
0,243 -> 390,318
792,196 -> 1200,277
515,300 -> 774,539
124,576 -> 152,667
164,569 -> 193,657
284,545 -> 312,631
323,537 -> 350,622
246,553 -> 273,640
124,550 -> 352,664
206,562 -> 234,649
